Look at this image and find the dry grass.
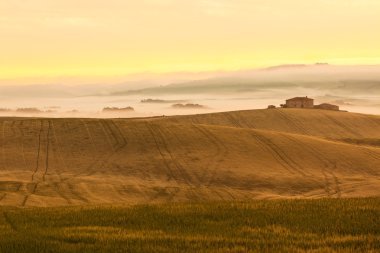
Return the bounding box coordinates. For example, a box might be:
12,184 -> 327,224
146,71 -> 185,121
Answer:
0,109 -> 379,207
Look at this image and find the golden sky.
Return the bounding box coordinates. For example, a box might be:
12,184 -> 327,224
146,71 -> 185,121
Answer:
1,0 -> 380,79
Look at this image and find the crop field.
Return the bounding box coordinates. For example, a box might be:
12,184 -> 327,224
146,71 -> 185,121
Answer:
0,198 -> 379,253
0,109 -> 380,206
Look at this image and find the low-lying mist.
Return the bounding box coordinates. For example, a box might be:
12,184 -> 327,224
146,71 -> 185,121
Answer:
0,64 -> 379,118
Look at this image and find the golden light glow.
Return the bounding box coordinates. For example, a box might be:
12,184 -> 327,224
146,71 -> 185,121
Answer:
1,0 -> 380,79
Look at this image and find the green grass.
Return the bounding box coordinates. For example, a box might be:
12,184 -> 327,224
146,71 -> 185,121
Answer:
1,198 -> 379,252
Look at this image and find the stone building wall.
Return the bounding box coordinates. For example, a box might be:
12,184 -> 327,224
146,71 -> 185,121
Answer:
286,98 -> 314,108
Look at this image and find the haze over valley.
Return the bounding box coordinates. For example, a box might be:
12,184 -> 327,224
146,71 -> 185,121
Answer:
1,64 -> 379,118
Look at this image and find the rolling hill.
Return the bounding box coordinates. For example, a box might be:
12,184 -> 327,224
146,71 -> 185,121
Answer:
158,108 -> 380,139
0,108 -> 379,207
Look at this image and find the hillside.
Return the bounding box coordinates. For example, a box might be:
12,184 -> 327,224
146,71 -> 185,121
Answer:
0,109 -> 380,207
159,108 -> 380,139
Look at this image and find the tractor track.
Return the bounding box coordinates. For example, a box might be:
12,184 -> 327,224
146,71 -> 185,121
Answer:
109,120 -> 128,150
250,130 -> 307,177
47,120 -> 73,205
82,120 -> 121,176
6,120 -> 27,171
42,120 -> 51,182
146,122 -> 194,200
331,163 -> 342,198
324,114 -> 362,138
100,119 -> 127,151
18,120 -> 28,171
1,121 -> 5,171
282,134 -> 342,198
154,125 -> 194,185
192,124 -> 227,186
66,183 -> 89,203
31,120 -> 43,182
192,124 -> 239,200
158,124 -> 202,185
23,120 -> 52,206
86,120 -> 128,176
225,113 -> 241,128
156,125 -> 201,188
235,111 -> 255,128
80,119 -> 102,170
80,120 -> 110,174
81,119 -> 97,151
276,109 -> 308,135
360,146 -> 380,164
145,122 -> 177,182
101,119 -> 120,148
49,120 -> 85,204
99,120 -> 115,151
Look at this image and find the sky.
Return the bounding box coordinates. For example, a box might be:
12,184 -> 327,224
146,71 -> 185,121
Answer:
1,0 -> 380,80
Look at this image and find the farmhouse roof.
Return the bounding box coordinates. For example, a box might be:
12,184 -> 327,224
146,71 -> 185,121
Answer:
286,96 -> 313,101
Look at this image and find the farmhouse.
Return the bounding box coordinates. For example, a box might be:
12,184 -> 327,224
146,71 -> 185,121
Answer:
314,103 -> 339,111
280,96 -> 341,111
285,97 -> 314,108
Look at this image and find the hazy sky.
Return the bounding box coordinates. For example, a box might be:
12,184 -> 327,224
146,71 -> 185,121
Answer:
1,0 -> 380,79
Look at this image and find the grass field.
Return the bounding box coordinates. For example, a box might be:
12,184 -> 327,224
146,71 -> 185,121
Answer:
0,109 -> 380,206
0,198 -> 379,252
